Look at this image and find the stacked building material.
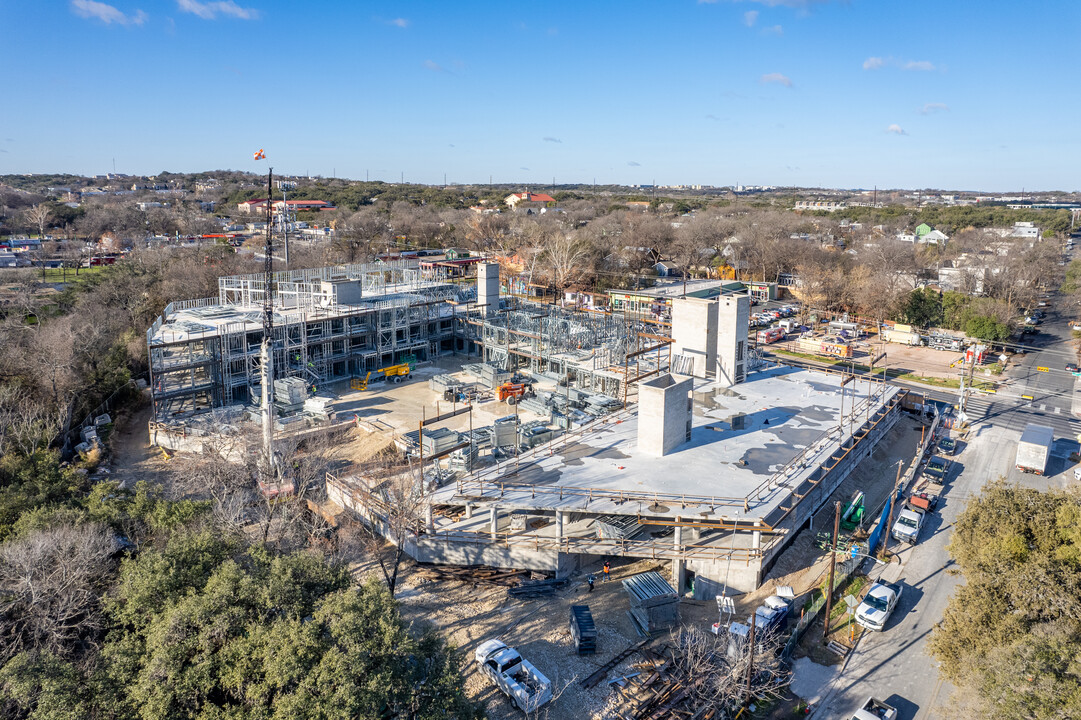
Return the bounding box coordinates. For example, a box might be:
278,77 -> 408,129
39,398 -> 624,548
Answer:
429,374 -> 460,393
418,427 -> 461,456
570,605 -> 597,655
596,514 -> 643,540
622,571 -> 679,634
273,377 -> 308,414
517,396 -> 550,416
462,362 -> 512,389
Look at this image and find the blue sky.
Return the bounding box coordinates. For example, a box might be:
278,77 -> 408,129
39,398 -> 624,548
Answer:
3,0 -> 1079,190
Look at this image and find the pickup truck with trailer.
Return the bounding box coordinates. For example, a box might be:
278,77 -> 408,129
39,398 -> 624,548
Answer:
1016,423 -> 1054,475
850,697 -> 898,720
891,507 -> 925,544
474,640 -> 552,713
855,581 -> 902,632
906,488 -> 939,514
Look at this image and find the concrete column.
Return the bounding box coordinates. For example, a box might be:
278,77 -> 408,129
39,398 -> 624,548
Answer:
556,511 -> 565,539
425,503 -> 434,533
673,524 -> 687,594
464,502 -> 473,519
752,527 -> 761,552
489,505 -> 498,540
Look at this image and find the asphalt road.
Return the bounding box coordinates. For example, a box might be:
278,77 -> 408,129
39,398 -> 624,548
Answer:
801,295 -> 1080,719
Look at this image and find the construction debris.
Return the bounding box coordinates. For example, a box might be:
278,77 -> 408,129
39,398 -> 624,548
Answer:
581,639 -> 651,689
415,564 -> 529,588
507,577 -> 569,598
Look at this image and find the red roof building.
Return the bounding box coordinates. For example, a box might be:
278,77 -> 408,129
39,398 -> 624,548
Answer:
505,191 -> 556,209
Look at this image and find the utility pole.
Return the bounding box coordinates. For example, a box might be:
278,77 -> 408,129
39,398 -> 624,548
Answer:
822,501 -> 841,640
745,608 -> 756,702
882,461 -> 903,560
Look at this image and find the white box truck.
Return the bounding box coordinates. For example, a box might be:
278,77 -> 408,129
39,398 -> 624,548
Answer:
1016,423 -> 1054,475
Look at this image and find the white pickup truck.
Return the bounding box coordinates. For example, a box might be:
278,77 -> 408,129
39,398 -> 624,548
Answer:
474,639 -> 553,713
850,697 -> 897,720
891,508 -> 925,544
855,581 -> 902,632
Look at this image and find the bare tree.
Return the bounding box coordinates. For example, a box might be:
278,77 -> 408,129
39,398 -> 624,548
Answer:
335,453 -> 428,596
0,523 -> 116,662
23,203 -> 51,239
542,230 -> 595,303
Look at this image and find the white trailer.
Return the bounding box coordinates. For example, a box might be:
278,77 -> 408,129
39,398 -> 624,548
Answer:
1016,423 -> 1053,475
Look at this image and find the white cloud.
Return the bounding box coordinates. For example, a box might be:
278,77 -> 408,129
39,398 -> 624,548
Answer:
176,0 -> 258,20
920,102 -> 949,114
763,24 -> 783,35
886,124 -> 907,135
743,10 -> 758,25
389,17 -> 409,28
423,60 -> 446,72
543,137 -> 562,144
628,161 -> 641,167
904,60 -> 936,71
760,72 -> 793,88
71,0 -> 147,25
864,56 -> 937,71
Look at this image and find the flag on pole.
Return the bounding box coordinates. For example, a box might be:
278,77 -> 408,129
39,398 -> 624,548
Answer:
253,148 -> 266,160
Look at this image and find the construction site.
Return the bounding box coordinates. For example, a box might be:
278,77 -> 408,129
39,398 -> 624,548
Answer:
142,242 -> 932,717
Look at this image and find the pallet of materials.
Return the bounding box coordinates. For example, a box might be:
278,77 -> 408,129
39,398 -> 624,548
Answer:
622,571 -> 679,633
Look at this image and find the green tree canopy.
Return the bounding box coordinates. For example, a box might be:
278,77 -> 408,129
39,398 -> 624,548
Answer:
929,481 -> 1081,719
92,531 -> 479,720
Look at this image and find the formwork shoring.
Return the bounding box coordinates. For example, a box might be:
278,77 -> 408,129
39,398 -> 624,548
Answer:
148,262 -> 465,422
217,260 -> 445,309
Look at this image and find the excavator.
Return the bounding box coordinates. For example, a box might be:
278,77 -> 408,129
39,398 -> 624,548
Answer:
350,362 -> 414,391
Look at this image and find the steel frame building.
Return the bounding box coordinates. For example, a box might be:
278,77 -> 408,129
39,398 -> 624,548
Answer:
147,261 -> 469,421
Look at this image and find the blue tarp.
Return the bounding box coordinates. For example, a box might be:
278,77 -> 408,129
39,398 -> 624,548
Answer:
867,486 -> 902,555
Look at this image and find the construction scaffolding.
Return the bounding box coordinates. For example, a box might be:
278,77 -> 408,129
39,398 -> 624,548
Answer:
148,261 -> 468,422
457,303 -> 658,398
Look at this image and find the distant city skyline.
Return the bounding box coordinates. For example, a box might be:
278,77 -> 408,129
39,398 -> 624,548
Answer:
4,0 -> 1079,191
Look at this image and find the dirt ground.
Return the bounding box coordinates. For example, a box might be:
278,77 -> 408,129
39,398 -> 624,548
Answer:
777,336 -> 1008,384
327,356 -> 554,438
104,394 -> 169,490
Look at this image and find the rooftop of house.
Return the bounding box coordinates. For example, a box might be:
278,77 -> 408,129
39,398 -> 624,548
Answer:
509,192 -> 556,203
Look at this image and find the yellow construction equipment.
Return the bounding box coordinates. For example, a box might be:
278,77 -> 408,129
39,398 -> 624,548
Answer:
350,363 -> 414,391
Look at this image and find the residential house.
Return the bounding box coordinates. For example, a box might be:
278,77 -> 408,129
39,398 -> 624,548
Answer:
504,192 -> 556,211
238,198 -> 268,214
653,261 -> 680,277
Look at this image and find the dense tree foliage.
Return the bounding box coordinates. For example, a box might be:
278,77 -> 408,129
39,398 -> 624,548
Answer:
0,461 -> 478,720
929,481 -> 1081,719
896,288 -> 1013,341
